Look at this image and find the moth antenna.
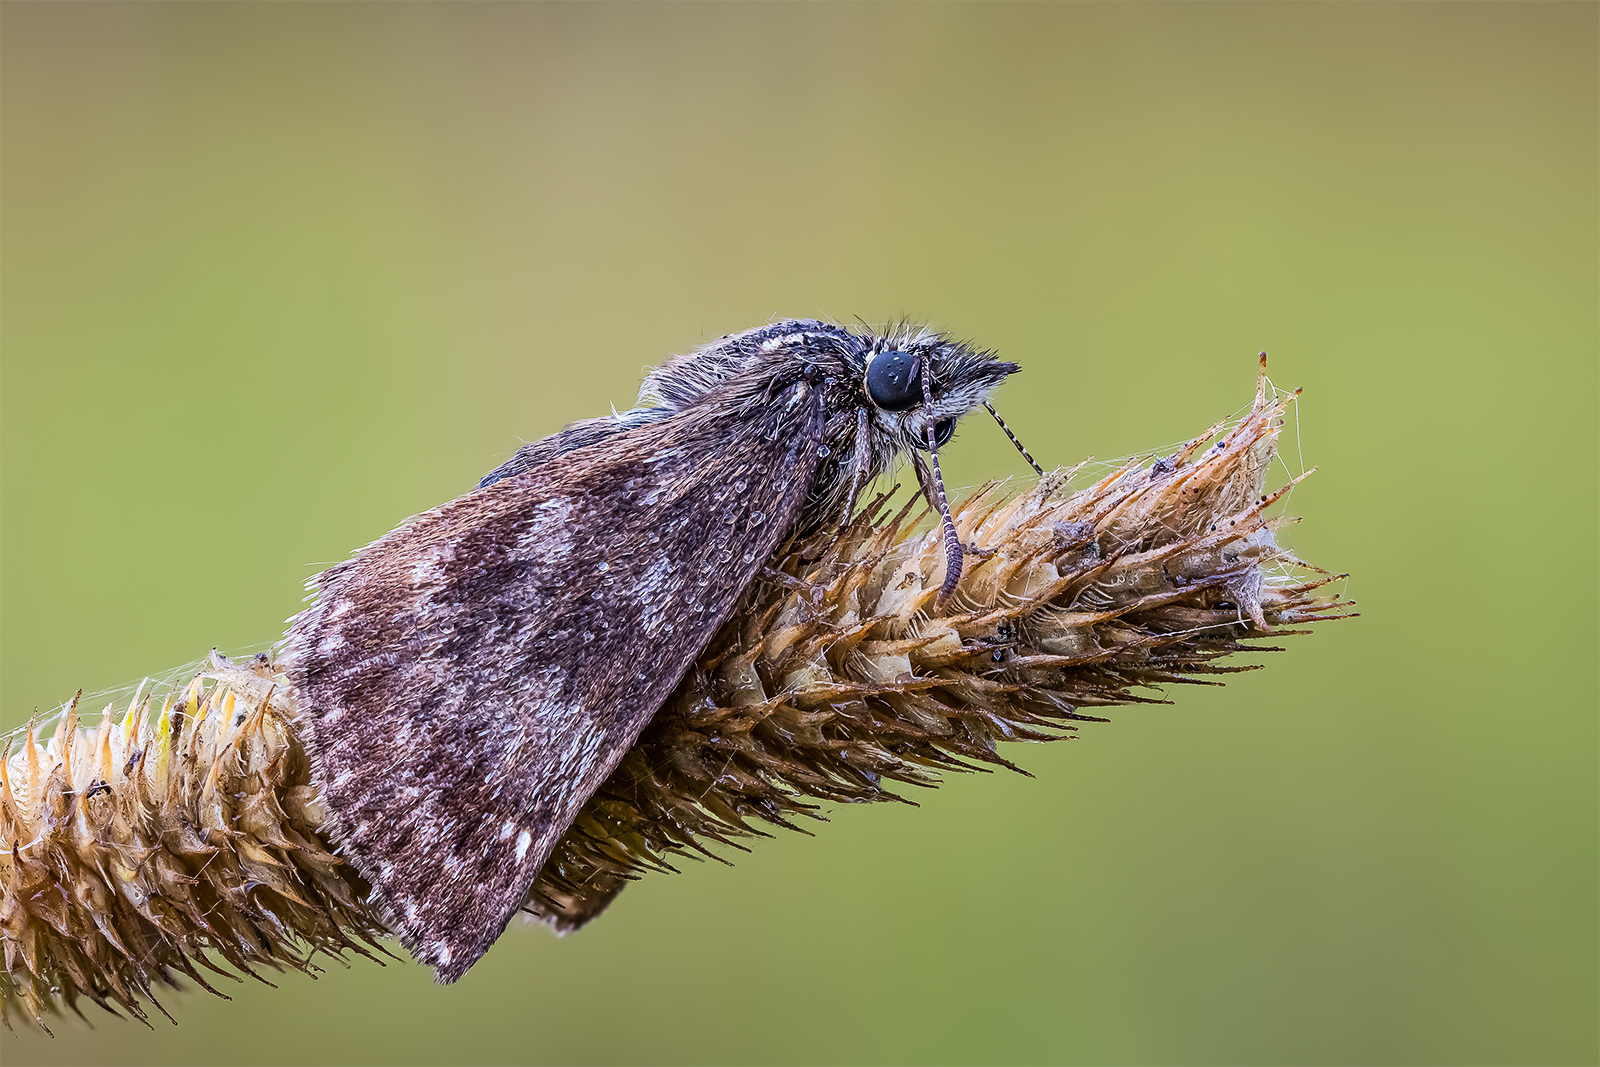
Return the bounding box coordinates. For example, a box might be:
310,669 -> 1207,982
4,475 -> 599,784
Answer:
842,406 -> 871,525
984,401 -> 1044,476
920,353 -> 964,605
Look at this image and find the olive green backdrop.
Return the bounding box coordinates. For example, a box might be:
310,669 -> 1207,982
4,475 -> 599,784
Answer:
3,3 -> 1594,1064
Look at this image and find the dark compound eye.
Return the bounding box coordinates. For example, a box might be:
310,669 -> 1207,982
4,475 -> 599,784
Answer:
865,350 -> 923,411
931,418 -> 955,448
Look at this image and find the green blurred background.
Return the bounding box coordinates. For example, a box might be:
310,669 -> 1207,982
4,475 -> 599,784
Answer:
3,3 -> 1594,1064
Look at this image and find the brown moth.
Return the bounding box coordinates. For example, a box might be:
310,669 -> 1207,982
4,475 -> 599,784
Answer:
281,320 -> 1027,982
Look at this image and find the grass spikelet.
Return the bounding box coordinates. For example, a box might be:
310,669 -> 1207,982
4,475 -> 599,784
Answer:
1,658 -> 389,1033
524,359 -> 1351,923
2,361 -> 1351,1027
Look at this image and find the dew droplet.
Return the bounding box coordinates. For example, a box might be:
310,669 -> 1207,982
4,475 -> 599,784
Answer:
817,446 -> 831,458
752,511 -> 766,524
734,480 -> 747,493
597,561 -> 610,573
582,631 -> 595,643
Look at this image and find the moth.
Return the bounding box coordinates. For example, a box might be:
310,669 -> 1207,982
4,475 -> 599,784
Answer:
281,320 -> 1037,982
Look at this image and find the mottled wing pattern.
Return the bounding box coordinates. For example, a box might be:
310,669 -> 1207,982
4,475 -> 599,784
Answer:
283,377 -> 826,981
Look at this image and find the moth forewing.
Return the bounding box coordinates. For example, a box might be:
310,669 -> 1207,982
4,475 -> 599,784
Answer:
283,373 -> 829,982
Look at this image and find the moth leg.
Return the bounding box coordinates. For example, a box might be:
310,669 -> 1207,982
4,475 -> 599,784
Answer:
909,452 -> 993,559
841,406 -> 872,526
760,564 -> 829,609
921,426 -> 965,605
915,352 -> 968,605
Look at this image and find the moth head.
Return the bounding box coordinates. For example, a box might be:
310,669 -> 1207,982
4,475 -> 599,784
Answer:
860,332 -> 1021,454
852,328 -> 1028,605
